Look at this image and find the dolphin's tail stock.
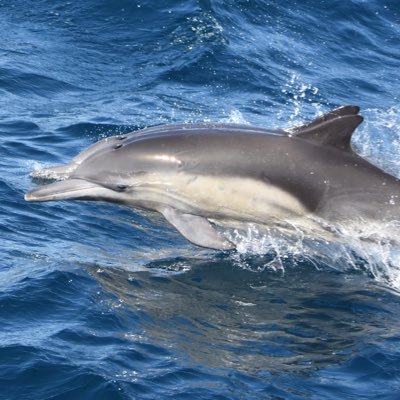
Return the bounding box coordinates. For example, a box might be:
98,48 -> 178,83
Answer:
24,179 -> 101,202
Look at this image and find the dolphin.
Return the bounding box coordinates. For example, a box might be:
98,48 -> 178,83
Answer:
25,106 -> 400,250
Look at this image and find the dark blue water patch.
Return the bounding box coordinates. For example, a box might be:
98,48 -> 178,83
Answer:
310,350 -> 400,399
0,269 -> 95,321
0,346 -> 125,400
1,139 -> 53,160
0,120 -> 41,134
56,122 -> 139,142
0,67 -> 86,98
0,122 -> 75,165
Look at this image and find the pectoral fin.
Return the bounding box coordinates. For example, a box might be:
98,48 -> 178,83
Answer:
160,207 -> 235,250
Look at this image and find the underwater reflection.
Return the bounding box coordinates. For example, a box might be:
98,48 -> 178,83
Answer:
85,257 -> 399,377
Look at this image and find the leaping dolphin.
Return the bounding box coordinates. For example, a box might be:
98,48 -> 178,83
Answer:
25,106 -> 400,250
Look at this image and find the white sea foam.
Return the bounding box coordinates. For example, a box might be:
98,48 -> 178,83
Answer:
353,106 -> 400,178
221,212 -> 400,292
220,109 -> 250,124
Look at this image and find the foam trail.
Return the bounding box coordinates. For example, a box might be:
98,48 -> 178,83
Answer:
223,217 -> 400,293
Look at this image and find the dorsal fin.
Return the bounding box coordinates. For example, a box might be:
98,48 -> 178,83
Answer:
290,105 -> 360,134
291,114 -> 364,151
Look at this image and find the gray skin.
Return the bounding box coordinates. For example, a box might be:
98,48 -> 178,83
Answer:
25,106 -> 400,250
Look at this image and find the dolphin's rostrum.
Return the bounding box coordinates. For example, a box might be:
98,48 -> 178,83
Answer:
25,106 -> 400,250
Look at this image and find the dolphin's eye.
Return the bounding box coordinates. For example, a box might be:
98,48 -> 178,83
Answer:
114,144 -> 123,149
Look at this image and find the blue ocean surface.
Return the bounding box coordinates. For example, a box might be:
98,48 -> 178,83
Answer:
1,0 -> 400,399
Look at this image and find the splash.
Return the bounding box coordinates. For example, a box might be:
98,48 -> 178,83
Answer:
353,106 -> 400,178
28,159 -> 78,183
280,73 -> 322,126
171,11 -> 226,49
220,109 -> 250,124
223,217 -> 400,293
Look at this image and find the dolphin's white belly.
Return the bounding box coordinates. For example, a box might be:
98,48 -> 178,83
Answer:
131,173 -> 308,223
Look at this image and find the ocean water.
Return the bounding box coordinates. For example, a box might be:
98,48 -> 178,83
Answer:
1,0 -> 400,398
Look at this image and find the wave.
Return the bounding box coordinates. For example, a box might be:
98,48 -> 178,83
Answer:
0,67 -> 87,97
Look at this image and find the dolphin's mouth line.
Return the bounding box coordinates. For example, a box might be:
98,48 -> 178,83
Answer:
24,178 -> 102,202
46,178 -> 95,191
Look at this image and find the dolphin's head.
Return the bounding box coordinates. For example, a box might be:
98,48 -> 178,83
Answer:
25,133 -> 179,206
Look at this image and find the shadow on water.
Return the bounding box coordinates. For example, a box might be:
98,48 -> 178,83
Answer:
83,255 -> 400,378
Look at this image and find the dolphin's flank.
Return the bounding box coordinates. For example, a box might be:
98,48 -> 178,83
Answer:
25,106 -> 400,250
